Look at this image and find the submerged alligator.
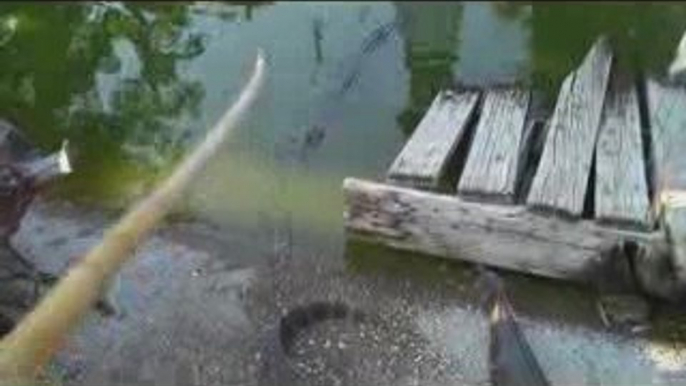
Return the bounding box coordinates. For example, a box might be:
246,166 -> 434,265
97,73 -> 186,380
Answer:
294,19 -> 399,163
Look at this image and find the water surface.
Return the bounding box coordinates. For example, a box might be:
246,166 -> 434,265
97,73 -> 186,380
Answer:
2,3 -> 686,383
2,2 -> 684,227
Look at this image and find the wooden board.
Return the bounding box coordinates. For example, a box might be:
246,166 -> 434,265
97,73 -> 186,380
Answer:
646,80 -> 686,288
344,178 -> 655,283
387,90 -> 479,189
457,88 -> 529,203
594,82 -> 652,230
526,38 -> 613,217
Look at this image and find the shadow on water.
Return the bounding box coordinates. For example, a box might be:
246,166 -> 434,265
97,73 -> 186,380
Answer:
2,1 -> 684,225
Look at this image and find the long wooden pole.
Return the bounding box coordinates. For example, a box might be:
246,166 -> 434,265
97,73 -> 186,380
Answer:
0,51 -> 266,383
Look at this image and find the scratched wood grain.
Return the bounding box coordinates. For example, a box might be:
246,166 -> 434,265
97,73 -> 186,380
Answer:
457,88 -> 530,203
594,80 -> 652,230
344,178 -> 654,282
526,38 -> 613,217
387,90 -> 479,190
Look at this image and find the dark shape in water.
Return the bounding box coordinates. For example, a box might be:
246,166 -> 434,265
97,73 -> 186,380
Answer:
0,120 -> 115,317
478,268 -> 550,386
298,124 -> 326,163
293,19 -> 399,163
312,17 -> 324,65
361,21 -> 396,54
0,118 -> 70,244
258,301 -> 365,386
335,21 -> 397,97
0,119 -> 70,317
279,301 -> 365,353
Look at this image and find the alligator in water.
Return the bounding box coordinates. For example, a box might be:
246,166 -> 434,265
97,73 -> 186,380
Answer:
294,19 -> 399,164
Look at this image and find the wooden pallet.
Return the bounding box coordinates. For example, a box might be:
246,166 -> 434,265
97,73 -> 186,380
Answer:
343,37 -> 686,299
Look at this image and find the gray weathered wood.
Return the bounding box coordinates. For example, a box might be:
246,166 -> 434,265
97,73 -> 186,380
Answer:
526,37 -> 613,217
387,90 -> 480,189
646,79 -> 686,287
457,88 -> 530,203
646,79 -> 686,197
662,195 -> 686,285
594,82 -> 652,230
344,177 -> 655,283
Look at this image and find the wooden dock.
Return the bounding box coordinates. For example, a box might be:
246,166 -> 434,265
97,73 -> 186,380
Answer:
343,37 -> 686,300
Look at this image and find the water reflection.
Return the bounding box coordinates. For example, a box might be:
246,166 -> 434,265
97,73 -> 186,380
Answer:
312,16 -> 324,66
458,3 -> 530,86
526,3 -> 686,102
394,2 -> 462,136
1,2 -> 686,218
3,4 -> 686,383
0,3 -> 239,204
183,2 -> 406,231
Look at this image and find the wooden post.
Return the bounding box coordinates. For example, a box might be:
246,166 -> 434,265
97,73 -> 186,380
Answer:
457,88 -> 529,203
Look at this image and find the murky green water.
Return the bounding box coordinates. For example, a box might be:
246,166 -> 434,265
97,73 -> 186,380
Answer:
4,4 -> 686,383
1,2 -> 685,232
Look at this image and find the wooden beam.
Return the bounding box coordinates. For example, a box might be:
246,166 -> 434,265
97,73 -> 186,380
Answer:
457,88 -> 530,203
526,37 -> 613,217
344,178 -> 655,283
387,90 -> 479,190
594,80 -> 652,230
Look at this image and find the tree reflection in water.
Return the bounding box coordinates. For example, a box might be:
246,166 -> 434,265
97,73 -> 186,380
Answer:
0,2 -> 271,204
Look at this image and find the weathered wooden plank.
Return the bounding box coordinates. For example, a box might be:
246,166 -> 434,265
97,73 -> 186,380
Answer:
457,88 -> 530,203
646,79 -> 686,287
526,38 -> 613,217
594,81 -> 652,230
646,79 -> 686,197
387,90 -> 480,189
344,177 -> 655,283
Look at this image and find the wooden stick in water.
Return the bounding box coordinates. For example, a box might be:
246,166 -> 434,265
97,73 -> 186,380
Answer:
480,269 -> 550,386
0,51 -> 267,383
